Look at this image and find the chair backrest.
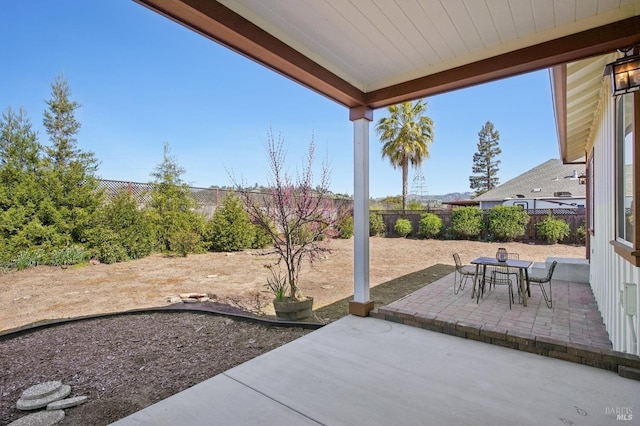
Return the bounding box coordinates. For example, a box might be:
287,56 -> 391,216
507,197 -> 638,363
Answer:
542,261 -> 558,282
508,253 -> 519,260
453,253 -> 463,270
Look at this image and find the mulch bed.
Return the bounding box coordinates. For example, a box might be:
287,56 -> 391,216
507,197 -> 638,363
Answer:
0,312 -> 310,425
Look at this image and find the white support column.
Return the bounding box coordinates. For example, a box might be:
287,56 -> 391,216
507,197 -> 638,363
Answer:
349,107 -> 374,316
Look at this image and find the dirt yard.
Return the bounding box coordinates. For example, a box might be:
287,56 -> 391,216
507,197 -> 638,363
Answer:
0,238 -> 584,425
0,238 -> 585,332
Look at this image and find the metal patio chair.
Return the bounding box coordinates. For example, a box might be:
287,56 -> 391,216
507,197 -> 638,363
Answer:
489,253 -> 519,290
527,261 -> 557,308
478,265 -> 516,309
453,253 -> 475,295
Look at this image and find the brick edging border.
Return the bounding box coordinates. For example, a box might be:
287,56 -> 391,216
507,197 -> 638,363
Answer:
372,307 -> 640,381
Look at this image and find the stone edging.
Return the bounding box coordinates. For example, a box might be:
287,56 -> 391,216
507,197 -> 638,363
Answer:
371,307 -> 640,381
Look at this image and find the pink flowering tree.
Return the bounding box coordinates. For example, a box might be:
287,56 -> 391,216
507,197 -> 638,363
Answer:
239,130 -> 339,301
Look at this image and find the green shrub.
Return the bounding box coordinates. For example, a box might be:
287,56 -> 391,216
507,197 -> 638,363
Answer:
487,206 -> 530,241
207,195 -> 256,252
369,212 -> 386,236
170,231 -> 201,257
251,222 -> 272,249
536,214 -> 570,244
338,214 -> 354,239
576,224 -> 586,244
394,218 -> 412,237
418,213 -> 442,239
93,191 -> 157,260
8,218 -> 68,256
50,245 -> 88,266
85,227 -> 128,264
450,207 -> 483,239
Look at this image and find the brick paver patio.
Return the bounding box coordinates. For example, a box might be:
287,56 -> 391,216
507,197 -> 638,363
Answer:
375,272 -> 612,350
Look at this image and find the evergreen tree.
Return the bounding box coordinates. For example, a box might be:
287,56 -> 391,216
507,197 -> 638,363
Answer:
149,142 -> 205,253
0,107 -> 52,258
207,194 -> 255,252
42,74 -> 103,242
469,121 -> 501,196
0,107 -> 41,174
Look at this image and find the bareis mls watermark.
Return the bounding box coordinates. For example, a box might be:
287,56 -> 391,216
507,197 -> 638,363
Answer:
606,407 -> 633,421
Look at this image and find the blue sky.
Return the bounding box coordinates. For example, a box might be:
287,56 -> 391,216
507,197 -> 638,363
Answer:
1,0 -> 559,198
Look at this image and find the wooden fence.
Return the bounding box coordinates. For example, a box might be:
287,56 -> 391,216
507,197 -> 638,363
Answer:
100,180 -> 585,243
379,209 -> 586,244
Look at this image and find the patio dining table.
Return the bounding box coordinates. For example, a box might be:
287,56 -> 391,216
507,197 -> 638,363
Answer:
470,257 -> 533,307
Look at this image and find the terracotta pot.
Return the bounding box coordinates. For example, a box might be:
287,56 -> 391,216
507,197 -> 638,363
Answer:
273,297 -> 314,321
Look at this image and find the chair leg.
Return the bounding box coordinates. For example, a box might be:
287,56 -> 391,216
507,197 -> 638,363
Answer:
476,277 -> 484,304
538,280 -> 553,308
460,274 -> 469,292
509,281 -> 514,309
454,272 -> 469,294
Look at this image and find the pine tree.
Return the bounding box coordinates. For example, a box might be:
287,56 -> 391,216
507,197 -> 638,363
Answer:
149,142 -> 204,253
469,121 -> 501,196
42,74 -> 103,243
0,107 -> 50,258
0,107 -> 41,174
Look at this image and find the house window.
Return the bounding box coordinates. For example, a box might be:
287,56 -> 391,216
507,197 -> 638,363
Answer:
612,92 -> 640,266
587,150 -> 594,235
616,94 -> 633,244
586,149 -> 594,260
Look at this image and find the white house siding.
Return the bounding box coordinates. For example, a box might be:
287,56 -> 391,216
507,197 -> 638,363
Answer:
478,201 -> 501,209
590,84 -> 640,355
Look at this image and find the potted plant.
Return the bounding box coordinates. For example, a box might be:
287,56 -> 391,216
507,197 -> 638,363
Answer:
238,130 -> 339,320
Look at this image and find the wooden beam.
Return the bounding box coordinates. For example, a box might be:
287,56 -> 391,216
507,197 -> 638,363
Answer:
135,1 -> 640,110
366,16 -> 640,108
134,0 -> 367,108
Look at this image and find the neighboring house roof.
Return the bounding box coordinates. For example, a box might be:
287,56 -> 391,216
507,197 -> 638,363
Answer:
442,200 -> 479,207
473,159 -> 586,202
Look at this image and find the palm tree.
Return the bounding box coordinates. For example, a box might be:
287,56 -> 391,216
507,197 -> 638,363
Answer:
376,100 -> 435,213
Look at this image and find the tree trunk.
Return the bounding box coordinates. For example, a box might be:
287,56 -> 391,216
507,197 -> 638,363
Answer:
402,158 -> 409,214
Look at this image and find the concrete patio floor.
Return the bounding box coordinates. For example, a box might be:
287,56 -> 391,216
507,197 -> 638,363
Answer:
112,315 -> 638,425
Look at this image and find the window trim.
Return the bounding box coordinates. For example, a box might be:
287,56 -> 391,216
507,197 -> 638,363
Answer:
586,148 -> 594,260
611,92 -> 640,266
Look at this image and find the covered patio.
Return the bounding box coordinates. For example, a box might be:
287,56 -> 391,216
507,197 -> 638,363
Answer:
113,314 -> 638,426
112,268 -> 640,425
112,1 -> 640,424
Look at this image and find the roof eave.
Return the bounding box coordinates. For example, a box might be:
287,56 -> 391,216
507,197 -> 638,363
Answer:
134,1 -> 640,112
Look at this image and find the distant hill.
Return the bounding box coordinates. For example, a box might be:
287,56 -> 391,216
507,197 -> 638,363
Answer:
409,192 -> 473,202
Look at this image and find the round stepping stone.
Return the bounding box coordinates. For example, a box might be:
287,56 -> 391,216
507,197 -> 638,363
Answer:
7,410 -> 65,426
16,385 -> 71,410
46,395 -> 88,410
20,381 -> 62,401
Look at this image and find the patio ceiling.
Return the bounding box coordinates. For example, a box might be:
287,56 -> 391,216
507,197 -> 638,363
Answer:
552,52 -> 621,163
136,0 -> 640,111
